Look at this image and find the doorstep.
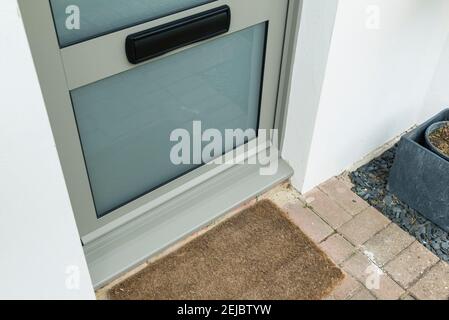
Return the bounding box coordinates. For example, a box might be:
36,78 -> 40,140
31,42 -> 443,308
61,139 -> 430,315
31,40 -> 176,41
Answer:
87,156 -> 293,289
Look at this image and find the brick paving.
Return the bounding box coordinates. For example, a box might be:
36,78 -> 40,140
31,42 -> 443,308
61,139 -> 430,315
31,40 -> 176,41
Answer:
264,177 -> 449,300
409,262 -> 449,300
384,242 -> 440,289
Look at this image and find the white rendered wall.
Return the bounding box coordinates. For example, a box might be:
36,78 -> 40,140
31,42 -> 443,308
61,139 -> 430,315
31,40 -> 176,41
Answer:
0,1 -> 94,299
422,32 -> 449,120
284,0 -> 449,192
282,0 -> 339,192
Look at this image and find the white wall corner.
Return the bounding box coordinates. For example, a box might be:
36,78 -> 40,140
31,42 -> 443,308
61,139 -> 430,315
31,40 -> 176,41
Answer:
0,0 -> 94,299
281,0 -> 339,193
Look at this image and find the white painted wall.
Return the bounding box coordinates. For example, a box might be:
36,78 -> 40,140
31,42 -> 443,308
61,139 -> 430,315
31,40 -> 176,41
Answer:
284,0 -> 449,192
0,1 -> 94,299
282,0 -> 339,192
422,32 -> 449,120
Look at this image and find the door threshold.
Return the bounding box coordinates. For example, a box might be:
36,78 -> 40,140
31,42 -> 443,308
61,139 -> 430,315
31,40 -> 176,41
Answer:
85,157 -> 293,288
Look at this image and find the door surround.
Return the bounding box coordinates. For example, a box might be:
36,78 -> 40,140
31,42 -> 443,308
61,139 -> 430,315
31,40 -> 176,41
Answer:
18,0 -> 303,286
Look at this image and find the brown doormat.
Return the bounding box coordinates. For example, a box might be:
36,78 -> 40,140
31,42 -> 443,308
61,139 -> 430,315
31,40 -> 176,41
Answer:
109,200 -> 344,300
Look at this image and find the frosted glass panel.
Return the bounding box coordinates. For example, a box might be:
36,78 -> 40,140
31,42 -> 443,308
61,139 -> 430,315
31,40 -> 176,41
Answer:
50,0 -> 215,47
71,23 -> 267,217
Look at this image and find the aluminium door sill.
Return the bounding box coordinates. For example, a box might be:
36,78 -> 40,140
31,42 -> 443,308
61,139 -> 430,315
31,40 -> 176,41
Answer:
84,156 -> 293,288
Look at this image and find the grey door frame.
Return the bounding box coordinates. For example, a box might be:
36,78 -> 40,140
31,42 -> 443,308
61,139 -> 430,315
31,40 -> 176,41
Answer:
18,0 -> 301,243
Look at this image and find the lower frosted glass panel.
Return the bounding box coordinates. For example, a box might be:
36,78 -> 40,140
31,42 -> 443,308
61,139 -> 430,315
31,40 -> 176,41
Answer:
50,0 -> 215,47
71,23 -> 267,217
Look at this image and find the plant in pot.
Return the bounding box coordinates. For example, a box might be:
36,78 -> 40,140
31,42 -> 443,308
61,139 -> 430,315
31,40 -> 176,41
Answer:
426,121 -> 449,161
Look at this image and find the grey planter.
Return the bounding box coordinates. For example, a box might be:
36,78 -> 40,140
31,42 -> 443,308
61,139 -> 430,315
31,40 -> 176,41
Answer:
389,109 -> 449,232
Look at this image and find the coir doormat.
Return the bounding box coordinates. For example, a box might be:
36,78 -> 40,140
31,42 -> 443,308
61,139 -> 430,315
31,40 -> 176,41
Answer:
109,200 -> 343,300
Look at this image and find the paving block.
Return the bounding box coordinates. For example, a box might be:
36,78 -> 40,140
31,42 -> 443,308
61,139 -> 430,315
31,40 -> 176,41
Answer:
304,188 -> 352,229
363,223 -> 415,266
385,242 -> 440,289
284,202 -> 333,243
326,273 -> 362,300
319,234 -> 355,265
319,177 -> 369,216
338,207 -> 390,246
342,252 -> 404,300
350,287 -> 376,300
409,261 -> 449,300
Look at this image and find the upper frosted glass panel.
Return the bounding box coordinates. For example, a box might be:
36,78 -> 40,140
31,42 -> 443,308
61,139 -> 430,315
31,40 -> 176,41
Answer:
71,23 -> 267,217
50,0 -> 215,47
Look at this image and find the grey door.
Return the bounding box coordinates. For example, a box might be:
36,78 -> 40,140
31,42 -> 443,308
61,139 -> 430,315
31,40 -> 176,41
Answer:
20,0 -> 289,238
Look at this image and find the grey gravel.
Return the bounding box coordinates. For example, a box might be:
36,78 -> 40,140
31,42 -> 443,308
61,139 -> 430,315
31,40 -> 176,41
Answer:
350,145 -> 449,262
